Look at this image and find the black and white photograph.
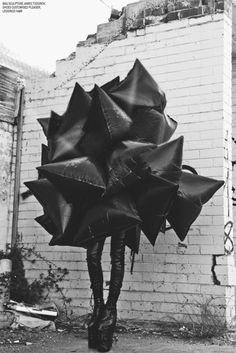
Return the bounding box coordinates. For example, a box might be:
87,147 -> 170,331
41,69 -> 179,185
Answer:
0,0 -> 236,352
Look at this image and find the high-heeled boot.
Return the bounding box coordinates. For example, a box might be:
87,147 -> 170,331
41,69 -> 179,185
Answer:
86,239 -> 105,349
97,297 -> 117,352
97,231 -> 126,352
88,298 -> 105,349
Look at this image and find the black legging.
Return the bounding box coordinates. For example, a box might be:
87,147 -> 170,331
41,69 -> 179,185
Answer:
86,232 -> 126,304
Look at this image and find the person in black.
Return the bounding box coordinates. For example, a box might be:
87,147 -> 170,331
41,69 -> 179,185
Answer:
86,231 -> 126,352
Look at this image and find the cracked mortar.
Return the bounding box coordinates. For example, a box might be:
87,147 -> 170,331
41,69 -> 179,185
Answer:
211,255 -> 222,286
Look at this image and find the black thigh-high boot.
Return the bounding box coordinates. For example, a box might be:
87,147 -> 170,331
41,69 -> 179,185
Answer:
86,238 -> 106,349
98,232 -> 126,352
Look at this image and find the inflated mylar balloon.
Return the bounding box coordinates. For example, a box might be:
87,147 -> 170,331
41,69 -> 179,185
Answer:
24,59 -> 224,252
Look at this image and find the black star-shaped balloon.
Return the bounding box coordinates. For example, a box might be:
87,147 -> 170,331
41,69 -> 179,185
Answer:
25,59 -> 224,253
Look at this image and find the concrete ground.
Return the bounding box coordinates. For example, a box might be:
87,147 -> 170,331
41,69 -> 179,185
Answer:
0,331 -> 236,353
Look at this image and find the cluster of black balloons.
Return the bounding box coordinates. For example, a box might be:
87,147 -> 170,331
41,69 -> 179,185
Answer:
25,59 -> 223,253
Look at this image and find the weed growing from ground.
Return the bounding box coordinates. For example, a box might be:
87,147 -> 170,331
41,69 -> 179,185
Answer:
170,297 -> 229,339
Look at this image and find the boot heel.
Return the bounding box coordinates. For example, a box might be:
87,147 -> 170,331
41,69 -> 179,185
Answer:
87,299 -> 105,349
88,325 -> 99,349
98,324 -> 116,352
97,306 -> 117,352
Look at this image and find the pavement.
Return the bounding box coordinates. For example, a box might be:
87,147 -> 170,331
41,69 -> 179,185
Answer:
0,331 -> 236,353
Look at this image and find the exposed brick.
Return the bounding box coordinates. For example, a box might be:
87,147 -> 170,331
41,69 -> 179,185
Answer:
17,13 -> 234,324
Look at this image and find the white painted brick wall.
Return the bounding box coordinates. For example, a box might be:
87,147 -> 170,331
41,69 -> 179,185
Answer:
233,57 -> 236,284
17,14 -> 235,322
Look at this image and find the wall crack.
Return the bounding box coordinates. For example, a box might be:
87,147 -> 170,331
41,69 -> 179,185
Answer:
211,255 -> 222,286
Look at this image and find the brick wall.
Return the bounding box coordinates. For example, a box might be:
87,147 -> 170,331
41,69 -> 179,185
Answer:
0,50 -> 49,252
0,66 -> 19,252
233,3 -> 236,248
0,122 -> 14,251
19,13 -> 235,322
233,56 -> 236,283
